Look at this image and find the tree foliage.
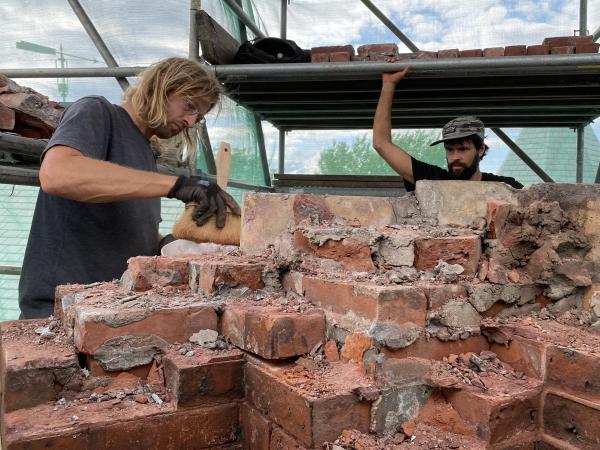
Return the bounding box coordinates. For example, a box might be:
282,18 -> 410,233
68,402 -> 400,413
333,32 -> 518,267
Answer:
318,130 -> 446,175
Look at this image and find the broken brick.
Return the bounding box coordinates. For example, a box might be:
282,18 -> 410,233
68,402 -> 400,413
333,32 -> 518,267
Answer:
356,43 -> 397,56
121,255 -> 193,291
340,333 -> 372,364
438,49 -> 459,58
545,346 -> 600,401
221,305 -> 325,359
550,46 -> 575,54
270,425 -> 309,450
414,235 -> 482,275
460,49 -> 483,57
310,51 -> 329,63
576,42 -> 600,53
487,200 -> 512,239
329,51 -> 351,62
189,259 -> 265,294
483,47 -> 505,57
416,51 -> 438,59
245,361 -> 370,447
0,102 -> 15,130
526,45 -> 550,55
504,45 -> 527,56
542,392 -> 600,448
490,335 -> 549,380
241,402 -> 271,450
163,347 -> 245,408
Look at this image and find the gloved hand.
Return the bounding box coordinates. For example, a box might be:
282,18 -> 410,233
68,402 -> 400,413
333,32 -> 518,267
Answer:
167,176 -> 241,228
158,233 -> 176,254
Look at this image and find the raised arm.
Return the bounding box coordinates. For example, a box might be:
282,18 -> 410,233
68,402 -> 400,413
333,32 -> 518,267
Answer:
372,66 -> 415,184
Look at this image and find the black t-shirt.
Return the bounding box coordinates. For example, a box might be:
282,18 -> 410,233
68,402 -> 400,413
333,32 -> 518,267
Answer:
19,96 -> 161,319
403,157 -> 523,192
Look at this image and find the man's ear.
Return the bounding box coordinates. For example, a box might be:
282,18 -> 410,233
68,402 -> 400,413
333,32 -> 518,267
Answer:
478,145 -> 486,157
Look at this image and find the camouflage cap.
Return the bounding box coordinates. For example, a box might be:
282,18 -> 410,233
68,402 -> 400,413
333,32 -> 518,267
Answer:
430,116 -> 486,146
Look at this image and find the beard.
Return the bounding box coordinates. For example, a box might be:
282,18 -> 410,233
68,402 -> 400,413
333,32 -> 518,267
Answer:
447,153 -> 480,180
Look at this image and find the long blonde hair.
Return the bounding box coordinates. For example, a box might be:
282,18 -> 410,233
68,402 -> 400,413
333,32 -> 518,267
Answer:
124,57 -> 223,164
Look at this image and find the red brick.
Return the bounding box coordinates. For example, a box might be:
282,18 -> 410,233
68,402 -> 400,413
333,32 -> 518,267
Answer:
0,320 -> 83,412
483,47 -> 505,57
281,270 -> 304,295
414,235 -> 482,275
340,333 -> 372,364
416,51 -> 438,59
357,43 -> 398,56
543,35 -> 593,48
329,51 -> 350,62
526,45 -> 550,55
576,42 -> 600,54
311,45 -> 354,56
438,49 -> 459,58
245,361 -> 370,447
241,402 -> 271,450
324,340 -> 340,362
383,335 -> 489,360
73,302 -> 217,355
504,45 -> 527,56
221,305 -> 325,359
0,92 -> 61,138
542,392 -> 600,449
189,259 -> 265,294
0,101 -> 15,130
490,335 -> 549,380
270,425 -> 309,449
546,346 -> 600,401
550,46 -> 575,54
293,229 -> 376,272
3,401 -> 240,450
163,347 -> 245,407
487,200 -> 512,239
446,384 -> 542,444
122,255 -> 193,291
460,49 -> 483,57
85,356 -> 152,379
310,51 -> 328,63
303,276 -> 428,328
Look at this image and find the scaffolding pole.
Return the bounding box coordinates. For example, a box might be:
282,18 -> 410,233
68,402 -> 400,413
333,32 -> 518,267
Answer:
278,129 -> 285,174
359,0 -> 419,52
280,0 -> 288,39
66,0 -> 130,91
253,113 -> 272,186
189,0 -> 201,60
490,128 -> 555,183
222,0 -> 266,38
580,0 -> 588,35
576,126 -> 584,183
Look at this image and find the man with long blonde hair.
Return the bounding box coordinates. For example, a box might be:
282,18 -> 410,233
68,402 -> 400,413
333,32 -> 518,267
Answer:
19,57 -> 240,319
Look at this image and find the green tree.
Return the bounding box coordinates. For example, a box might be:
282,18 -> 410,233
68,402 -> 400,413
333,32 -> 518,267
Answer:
318,130 -> 446,175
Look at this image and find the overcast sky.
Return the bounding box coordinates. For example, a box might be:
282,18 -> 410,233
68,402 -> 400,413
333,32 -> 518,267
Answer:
1,0 -> 599,175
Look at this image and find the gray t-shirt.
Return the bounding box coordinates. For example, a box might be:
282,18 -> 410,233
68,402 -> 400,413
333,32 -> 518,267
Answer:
19,96 -> 161,318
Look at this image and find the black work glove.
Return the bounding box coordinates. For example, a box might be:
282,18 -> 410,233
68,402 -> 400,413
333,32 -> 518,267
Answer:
167,176 -> 241,228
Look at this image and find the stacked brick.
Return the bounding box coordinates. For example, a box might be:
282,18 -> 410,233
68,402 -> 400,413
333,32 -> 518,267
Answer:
0,75 -> 63,139
2,181 -> 600,449
310,34 -> 600,63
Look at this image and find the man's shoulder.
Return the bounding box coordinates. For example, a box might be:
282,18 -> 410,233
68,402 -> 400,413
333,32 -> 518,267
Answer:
481,172 -> 524,189
66,96 -> 117,115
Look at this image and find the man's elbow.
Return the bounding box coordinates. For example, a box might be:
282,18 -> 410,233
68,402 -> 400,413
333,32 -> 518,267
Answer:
39,163 -> 71,197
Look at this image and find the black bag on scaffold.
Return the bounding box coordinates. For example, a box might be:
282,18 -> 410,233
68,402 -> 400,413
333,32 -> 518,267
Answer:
234,37 -> 310,64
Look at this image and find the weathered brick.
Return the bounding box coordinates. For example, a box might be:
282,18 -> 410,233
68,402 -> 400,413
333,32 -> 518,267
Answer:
329,51 -> 351,62
542,392 -> 600,449
576,42 -> 600,54
357,43 -> 397,56
487,199 -> 512,239
72,300 -> 217,356
460,49 -> 482,57
1,320 -> 83,412
416,51 -> 438,59
121,255 -> 193,291
310,51 -> 328,63
490,335 -> 549,379
189,259 -> 265,294
438,49 -> 459,58
424,284 -> 469,310
414,235 -> 482,275
546,346 -> 600,401
526,45 -> 550,55
340,333 -> 372,364
241,193 -> 400,256
221,305 -> 325,359
483,47 -> 505,57
543,35 -> 592,48
3,401 -> 240,449
245,361 -> 370,447
504,45 -> 527,56
163,347 -> 245,408
241,402 -> 271,450
270,425 -> 309,450
324,340 -> 340,362
550,46 -> 575,54
383,335 -> 489,360
0,91 -> 62,138
311,45 -> 354,56
303,276 -> 428,329
446,383 -> 542,444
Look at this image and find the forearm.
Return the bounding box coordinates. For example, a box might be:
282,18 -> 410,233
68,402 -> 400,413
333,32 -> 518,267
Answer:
372,81 -> 414,182
40,150 -> 177,202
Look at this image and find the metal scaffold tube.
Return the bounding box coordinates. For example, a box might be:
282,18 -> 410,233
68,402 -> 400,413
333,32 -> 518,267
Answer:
221,0 -> 266,39
359,0 -> 419,52
576,126 -> 584,183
